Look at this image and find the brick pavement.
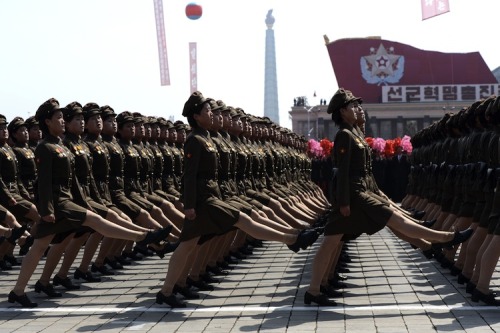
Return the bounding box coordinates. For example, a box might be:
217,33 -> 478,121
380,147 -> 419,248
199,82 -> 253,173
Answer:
0,228 -> 498,332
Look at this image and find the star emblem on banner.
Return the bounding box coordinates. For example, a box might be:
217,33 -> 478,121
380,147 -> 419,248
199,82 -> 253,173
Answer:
360,43 -> 405,85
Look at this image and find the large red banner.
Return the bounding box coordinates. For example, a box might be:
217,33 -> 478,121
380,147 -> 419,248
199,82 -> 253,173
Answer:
153,0 -> 170,86
421,0 -> 450,20
189,42 -> 197,94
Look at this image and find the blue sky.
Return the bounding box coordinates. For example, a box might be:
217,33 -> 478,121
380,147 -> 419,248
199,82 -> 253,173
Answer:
1,0 -> 498,129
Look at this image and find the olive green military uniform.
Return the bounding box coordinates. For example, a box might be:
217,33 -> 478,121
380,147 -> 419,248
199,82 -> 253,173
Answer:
0,142 -> 33,218
180,127 -> 239,243
12,142 -> 37,201
101,133 -> 143,219
325,123 -> 393,236
33,134 -> 88,239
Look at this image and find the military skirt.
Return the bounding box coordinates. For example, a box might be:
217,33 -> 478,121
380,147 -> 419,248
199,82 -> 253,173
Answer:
179,196 -> 239,244
325,178 -> 393,236
33,186 -> 88,239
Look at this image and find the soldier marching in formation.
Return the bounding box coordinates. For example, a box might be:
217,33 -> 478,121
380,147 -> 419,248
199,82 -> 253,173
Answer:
0,93 -> 329,308
1,90 -> 498,309
402,95 -> 500,306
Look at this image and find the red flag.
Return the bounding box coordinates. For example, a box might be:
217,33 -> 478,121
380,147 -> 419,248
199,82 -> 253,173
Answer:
421,0 -> 450,21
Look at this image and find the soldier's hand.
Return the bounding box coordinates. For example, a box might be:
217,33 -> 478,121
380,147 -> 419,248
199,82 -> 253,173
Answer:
184,208 -> 196,220
340,205 -> 350,217
42,214 -> 55,223
8,197 -> 16,206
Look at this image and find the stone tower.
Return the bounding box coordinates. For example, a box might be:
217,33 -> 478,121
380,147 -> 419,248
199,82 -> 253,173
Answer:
264,9 -> 279,124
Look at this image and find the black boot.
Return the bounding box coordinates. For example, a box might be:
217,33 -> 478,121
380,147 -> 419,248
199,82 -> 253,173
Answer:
304,291 -> 337,306
34,281 -> 62,297
471,289 -> 500,305
74,268 -> 101,282
53,275 -> 80,290
156,291 -> 186,308
8,291 -> 37,308
434,229 -> 474,250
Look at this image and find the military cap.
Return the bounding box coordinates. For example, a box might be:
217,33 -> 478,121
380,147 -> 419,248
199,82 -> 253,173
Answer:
174,120 -> 187,131
327,88 -> 362,114
228,106 -> 239,118
209,99 -> 223,112
262,116 -> 273,125
64,101 -> 84,122
116,111 -> 135,126
100,105 -> 116,119
182,91 -> 213,117
7,116 -> 25,134
82,102 -> 101,121
24,116 -> 39,129
485,96 -> 500,124
131,112 -> 145,124
216,100 -> 229,112
148,116 -> 160,125
0,114 -> 8,126
35,98 -> 60,123
157,117 -> 168,127
163,119 -> 175,130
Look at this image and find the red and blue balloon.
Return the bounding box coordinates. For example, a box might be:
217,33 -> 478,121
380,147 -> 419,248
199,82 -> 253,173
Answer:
185,3 -> 202,20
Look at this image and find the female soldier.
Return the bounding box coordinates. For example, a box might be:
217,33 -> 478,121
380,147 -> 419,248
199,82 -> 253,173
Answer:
156,91 -> 318,308
8,117 -> 37,201
304,88 -> 474,306
0,115 -> 37,266
7,98 -> 168,308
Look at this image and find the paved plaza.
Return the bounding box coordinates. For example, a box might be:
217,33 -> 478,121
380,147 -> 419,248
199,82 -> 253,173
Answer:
0,229 -> 498,332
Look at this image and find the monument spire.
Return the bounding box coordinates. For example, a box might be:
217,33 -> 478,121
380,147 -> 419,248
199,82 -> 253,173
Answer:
264,9 -> 279,124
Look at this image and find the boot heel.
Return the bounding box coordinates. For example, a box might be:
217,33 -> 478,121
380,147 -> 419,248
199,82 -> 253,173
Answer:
304,292 -> 312,305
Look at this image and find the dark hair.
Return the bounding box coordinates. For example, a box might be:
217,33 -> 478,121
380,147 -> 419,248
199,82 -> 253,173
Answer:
185,102 -> 208,129
331,109 -> 342,126
36,98 -> 60,135
64,101 -> 83,122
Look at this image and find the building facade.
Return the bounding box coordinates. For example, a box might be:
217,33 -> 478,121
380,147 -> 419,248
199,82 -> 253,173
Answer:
290,37 -> 499,139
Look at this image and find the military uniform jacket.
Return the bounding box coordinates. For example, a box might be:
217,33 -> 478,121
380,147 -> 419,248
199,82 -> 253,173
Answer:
334,122 -> 371,207
63,133 -> 102,207
158,140 -> 180,197
12,142 -> 37,200
85,133 -> 113,204
101,134 -> 127,196
119,139 -> 144,196
0,142 -> 31,203
183,128 -> 222,210
35,134 -> 86,217
325,122 -> 393,237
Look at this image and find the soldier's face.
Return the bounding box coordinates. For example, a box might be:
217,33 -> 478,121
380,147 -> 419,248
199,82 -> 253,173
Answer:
102,116 -> 117,135
222,111 -> 231,130
355,106 -> 365,125
211,110 -> 222,130
134,123 -> 145,138
0,125 -> 7,141
47,110 -> 65,136
119,122 -> 135,140
14,126 -> 29,143
86,114 -> 102,135
168,129 -> 177,142
341,102 -> 359,125
144,124 -> 152,139
29,125 -> 42,141
231,117 -> 243,133
159,126 -> 168,139
194,103 -> 213,130
176,130 -> 186,143
67,114 -> 85,135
